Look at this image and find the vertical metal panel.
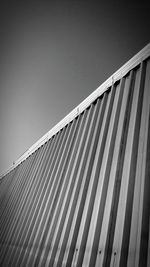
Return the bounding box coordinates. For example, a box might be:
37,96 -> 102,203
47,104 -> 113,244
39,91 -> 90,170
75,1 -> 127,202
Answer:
0,52 -> 150,266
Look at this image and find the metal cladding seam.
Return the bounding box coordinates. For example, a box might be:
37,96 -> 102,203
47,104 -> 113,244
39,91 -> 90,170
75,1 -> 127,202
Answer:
0,54 -> 150,267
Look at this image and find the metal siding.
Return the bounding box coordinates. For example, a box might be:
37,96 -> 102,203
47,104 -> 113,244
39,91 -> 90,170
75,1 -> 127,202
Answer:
0,54 -> 150,267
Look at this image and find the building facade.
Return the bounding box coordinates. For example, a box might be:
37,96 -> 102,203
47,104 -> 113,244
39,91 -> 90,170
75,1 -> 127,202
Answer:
0,44 -> 150,267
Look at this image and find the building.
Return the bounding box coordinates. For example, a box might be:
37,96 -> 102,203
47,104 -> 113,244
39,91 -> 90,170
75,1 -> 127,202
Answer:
0,43 -> 150,267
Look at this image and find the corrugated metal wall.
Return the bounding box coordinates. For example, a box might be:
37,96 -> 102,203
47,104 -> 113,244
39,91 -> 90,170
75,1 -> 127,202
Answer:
0,54 -> 150,267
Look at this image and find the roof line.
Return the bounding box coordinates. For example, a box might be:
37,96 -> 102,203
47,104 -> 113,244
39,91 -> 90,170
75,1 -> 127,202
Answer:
0,43 -> 150,179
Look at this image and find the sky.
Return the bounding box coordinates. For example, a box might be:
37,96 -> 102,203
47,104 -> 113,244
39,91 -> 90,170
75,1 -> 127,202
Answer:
0,0 -> 150,175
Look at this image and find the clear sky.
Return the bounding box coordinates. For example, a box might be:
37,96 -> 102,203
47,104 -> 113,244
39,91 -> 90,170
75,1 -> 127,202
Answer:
0,0 -> 150,175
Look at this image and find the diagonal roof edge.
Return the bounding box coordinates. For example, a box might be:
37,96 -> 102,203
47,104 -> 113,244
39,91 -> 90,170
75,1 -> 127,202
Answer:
0,43 -> 150,179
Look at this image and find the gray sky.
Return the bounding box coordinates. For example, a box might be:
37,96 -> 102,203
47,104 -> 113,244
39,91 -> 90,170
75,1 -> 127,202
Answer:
0,0 -> 149,174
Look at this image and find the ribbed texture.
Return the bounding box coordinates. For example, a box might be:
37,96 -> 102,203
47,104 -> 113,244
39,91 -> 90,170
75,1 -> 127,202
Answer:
0,57 -> 150,267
